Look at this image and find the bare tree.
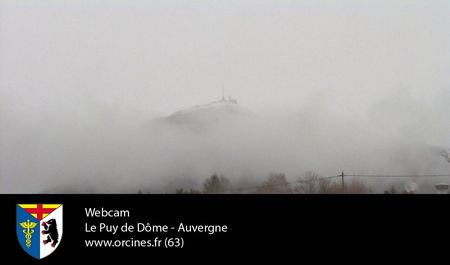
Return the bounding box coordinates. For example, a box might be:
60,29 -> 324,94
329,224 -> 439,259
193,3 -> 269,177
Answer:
256,173 -> 291,194
318,177 -> 331,194
202,174 -> 231,194
345,179 -> 372,194
299,171 -> 319,194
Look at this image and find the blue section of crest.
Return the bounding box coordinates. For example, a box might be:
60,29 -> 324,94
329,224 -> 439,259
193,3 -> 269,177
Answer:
17,206 -> 40,259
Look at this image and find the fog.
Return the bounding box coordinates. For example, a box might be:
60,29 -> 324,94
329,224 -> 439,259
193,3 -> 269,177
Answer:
1,1 -> 449,193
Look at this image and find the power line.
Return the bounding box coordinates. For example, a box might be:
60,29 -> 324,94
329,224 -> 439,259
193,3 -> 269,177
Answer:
228,173 -> 450,192
344,174 -> 450,178
232,175 -> 341,192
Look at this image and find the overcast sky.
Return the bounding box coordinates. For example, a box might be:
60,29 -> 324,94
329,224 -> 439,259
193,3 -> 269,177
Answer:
1,0 -> 449,115
1,1 -> 449,193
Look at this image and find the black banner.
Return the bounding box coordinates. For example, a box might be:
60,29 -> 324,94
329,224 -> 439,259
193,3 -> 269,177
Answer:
2,195 -> 448,263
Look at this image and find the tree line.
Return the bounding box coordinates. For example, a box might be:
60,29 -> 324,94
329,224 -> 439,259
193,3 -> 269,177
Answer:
173,172 -> 372,194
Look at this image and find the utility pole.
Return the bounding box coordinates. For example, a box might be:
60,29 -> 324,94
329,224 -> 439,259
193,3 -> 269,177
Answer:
341,171 -> 345,193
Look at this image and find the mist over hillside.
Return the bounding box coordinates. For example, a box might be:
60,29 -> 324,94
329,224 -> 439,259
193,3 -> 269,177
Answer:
1,92 -> 449,193
0,1 -> 449,193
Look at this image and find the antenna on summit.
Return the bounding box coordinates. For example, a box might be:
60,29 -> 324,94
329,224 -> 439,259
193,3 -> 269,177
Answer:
219,83 -> 237,104
221,84 -> 225,101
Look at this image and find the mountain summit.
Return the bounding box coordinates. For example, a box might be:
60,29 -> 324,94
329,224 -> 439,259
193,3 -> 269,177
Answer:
149,98 -> 253,132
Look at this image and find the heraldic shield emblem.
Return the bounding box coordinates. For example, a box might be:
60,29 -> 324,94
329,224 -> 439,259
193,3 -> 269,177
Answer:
16,204 -> 63,259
